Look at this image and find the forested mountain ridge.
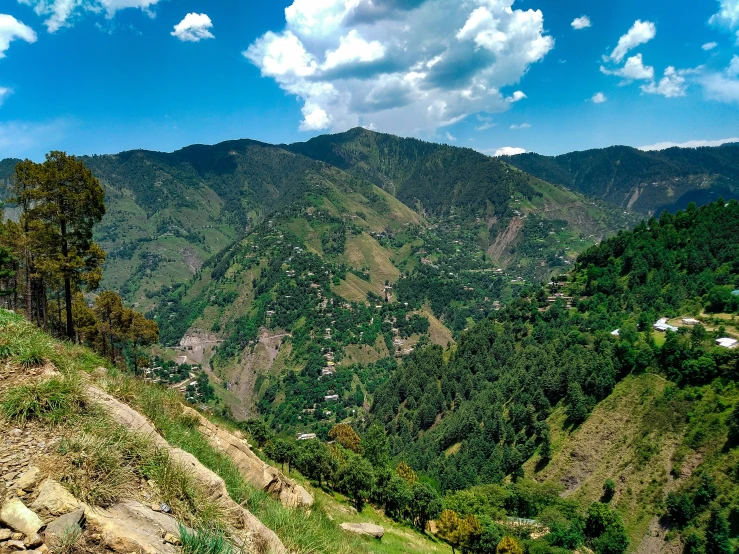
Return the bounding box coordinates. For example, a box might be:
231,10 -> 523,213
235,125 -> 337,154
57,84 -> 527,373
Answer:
1,132 -> 632,310
368,199 -> 739,554
503,143 -> 739,214
286,127 -> 542,216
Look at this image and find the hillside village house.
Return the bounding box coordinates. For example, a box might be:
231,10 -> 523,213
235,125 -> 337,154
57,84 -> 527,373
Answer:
654,318 -> 679,333
716,337 -> 738,349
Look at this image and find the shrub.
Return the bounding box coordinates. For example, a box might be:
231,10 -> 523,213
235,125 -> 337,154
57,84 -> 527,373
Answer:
497,536 -> 523,554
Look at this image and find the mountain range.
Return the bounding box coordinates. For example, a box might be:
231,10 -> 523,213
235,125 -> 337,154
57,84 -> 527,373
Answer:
3,130 -> 739,554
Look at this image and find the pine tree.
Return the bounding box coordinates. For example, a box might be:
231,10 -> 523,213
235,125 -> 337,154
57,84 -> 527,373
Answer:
22,152 -> 106,340
705,510 -> 731,554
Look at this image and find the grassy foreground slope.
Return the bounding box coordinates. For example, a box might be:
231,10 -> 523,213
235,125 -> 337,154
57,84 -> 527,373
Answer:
0,309 -> 449,554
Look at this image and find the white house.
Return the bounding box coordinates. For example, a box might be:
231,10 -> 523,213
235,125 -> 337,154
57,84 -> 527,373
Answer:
716,338 -> 738,349
682,318 -> 700,326
654,318 -> 679,333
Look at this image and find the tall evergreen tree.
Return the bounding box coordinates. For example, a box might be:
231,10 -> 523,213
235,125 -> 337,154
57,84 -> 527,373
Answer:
20,152 -> 106,340
705,510 -> 732,554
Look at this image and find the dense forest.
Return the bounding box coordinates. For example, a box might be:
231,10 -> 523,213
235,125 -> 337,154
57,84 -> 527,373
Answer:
375,200 -> 739,483
287,127 -> 545,217
503,143 -> 739,214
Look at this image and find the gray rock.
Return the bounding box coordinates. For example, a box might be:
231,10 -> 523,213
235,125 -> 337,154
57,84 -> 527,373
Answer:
339,522 -> 385,539
0,498 -> 43,538
43,509 -> 85,546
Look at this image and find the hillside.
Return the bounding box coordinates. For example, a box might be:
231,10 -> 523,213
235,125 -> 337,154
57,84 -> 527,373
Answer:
0,309 -> 450,554
502,143 -> 739,215
0,132 -> 637,431
369,199 -> 739,553
1,133 -> 633,311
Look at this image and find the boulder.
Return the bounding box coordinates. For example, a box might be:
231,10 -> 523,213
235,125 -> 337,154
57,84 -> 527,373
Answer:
340,522 -> 385,539
23,534 -> 42,548
14,468 -> 41,492
0,498 -> 43,538
84,500 -> 180,554
31,479 -> 80,517
0,529 -> 12,540
43,509 -> 85,546
182,406 -> 314,508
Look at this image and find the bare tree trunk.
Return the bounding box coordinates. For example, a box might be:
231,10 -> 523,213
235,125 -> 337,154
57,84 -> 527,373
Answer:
60,219 -> 74,340
57,292 -> 63,336
40,279 -> 48,332
24,248 -> 31,319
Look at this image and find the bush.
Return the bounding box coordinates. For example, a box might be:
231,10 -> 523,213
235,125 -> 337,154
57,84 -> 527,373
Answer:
496,536 -> 523,554
602,479 -> 616,503
592,527 -> 629,554
666,492 -> 695,528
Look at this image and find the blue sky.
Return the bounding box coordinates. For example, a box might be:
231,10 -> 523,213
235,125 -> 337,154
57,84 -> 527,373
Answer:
0,0 -> 738,160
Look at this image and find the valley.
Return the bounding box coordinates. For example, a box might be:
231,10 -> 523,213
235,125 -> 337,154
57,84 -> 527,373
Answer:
2,132 -> 739,554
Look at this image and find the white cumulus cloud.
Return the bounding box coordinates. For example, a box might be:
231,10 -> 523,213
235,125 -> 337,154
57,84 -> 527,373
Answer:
702,41 -> 718,50
709,0 -> 739,30
641,66 -> 688,98
607,20 -> 656,63
601,53 -> 654,81
700,55 -> 739,103
171,13 -> 214,42
592,92 -> 607,103
244,0 -> 554,134
571,16 -> 591,30
17,0 -> 164,33
639,137 -> 739,151
0,14 -> 37,58
506,91 -> 527,103
493,146 -> 526,156
510,123 -> 530,129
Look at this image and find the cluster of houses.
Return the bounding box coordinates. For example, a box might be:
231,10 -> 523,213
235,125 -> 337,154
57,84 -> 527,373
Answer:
610,317 -> 739,350
650,317 -> 738,349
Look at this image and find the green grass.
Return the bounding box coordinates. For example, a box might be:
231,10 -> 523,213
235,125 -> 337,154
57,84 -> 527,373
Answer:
179,525 -> 234,554
104,374 -> 370,554
1,375 -> 87,424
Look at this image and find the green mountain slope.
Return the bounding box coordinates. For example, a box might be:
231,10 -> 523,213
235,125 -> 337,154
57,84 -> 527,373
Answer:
369,199 -> 739,553
502,143 -> 739,214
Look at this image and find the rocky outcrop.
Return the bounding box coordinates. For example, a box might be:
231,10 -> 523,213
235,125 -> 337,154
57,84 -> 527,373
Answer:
88,386 -> 287,554
340,522 -> 385,539
84,500 -> 182,554
182,406 -> 314,508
